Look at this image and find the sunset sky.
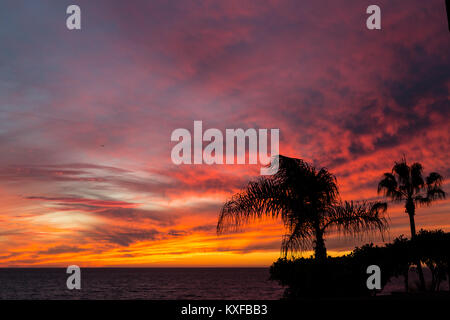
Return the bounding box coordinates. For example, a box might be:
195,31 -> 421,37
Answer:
0,0 -> 449,267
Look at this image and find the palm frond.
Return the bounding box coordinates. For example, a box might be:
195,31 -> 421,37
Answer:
378,173 -> 404,201
425,172 -> 446,203
413,194 -> 430,206
217,178 -> 288,234
426,172 -> 443,186
426,186 -> 446,202
410,162 -> 425,192
323,200 -> 388,239
281,219 -> 314,257
392,159 -> 411,189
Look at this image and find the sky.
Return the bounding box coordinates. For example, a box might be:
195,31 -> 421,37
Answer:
0,0 -> 449,267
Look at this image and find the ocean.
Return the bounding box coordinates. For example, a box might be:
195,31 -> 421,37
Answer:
0,268 -> 285,300
0,267 -> 446,299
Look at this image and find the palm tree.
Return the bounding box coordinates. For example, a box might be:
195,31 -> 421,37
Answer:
217,155 -> 388,260
377,157 -> 446,290
377,158 -> 446,238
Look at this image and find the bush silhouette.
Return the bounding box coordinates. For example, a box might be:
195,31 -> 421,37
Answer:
270,229 -> 450,298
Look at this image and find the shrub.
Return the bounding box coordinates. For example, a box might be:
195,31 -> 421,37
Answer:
270,255 -> 386,299
270,229 -> 450,298
413,229 -> 449,291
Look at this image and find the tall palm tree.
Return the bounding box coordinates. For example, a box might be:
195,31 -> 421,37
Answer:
217,155 -> 388,260
377,157 -> 446,290
377,158 -> 446,238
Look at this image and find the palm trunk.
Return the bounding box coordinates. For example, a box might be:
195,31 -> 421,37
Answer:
408,211 -> 416,239
406,199 -> 425,291
314,227 -> 327,261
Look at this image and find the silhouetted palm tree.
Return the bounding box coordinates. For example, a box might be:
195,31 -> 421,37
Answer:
377,157 -> 446,290
377,158 -> 446,238
217,155 -> 388,260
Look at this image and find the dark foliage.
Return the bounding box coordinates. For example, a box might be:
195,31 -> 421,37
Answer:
270,229 -> 450,298
270,256 -> 381,298
412,229 -> 450,291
